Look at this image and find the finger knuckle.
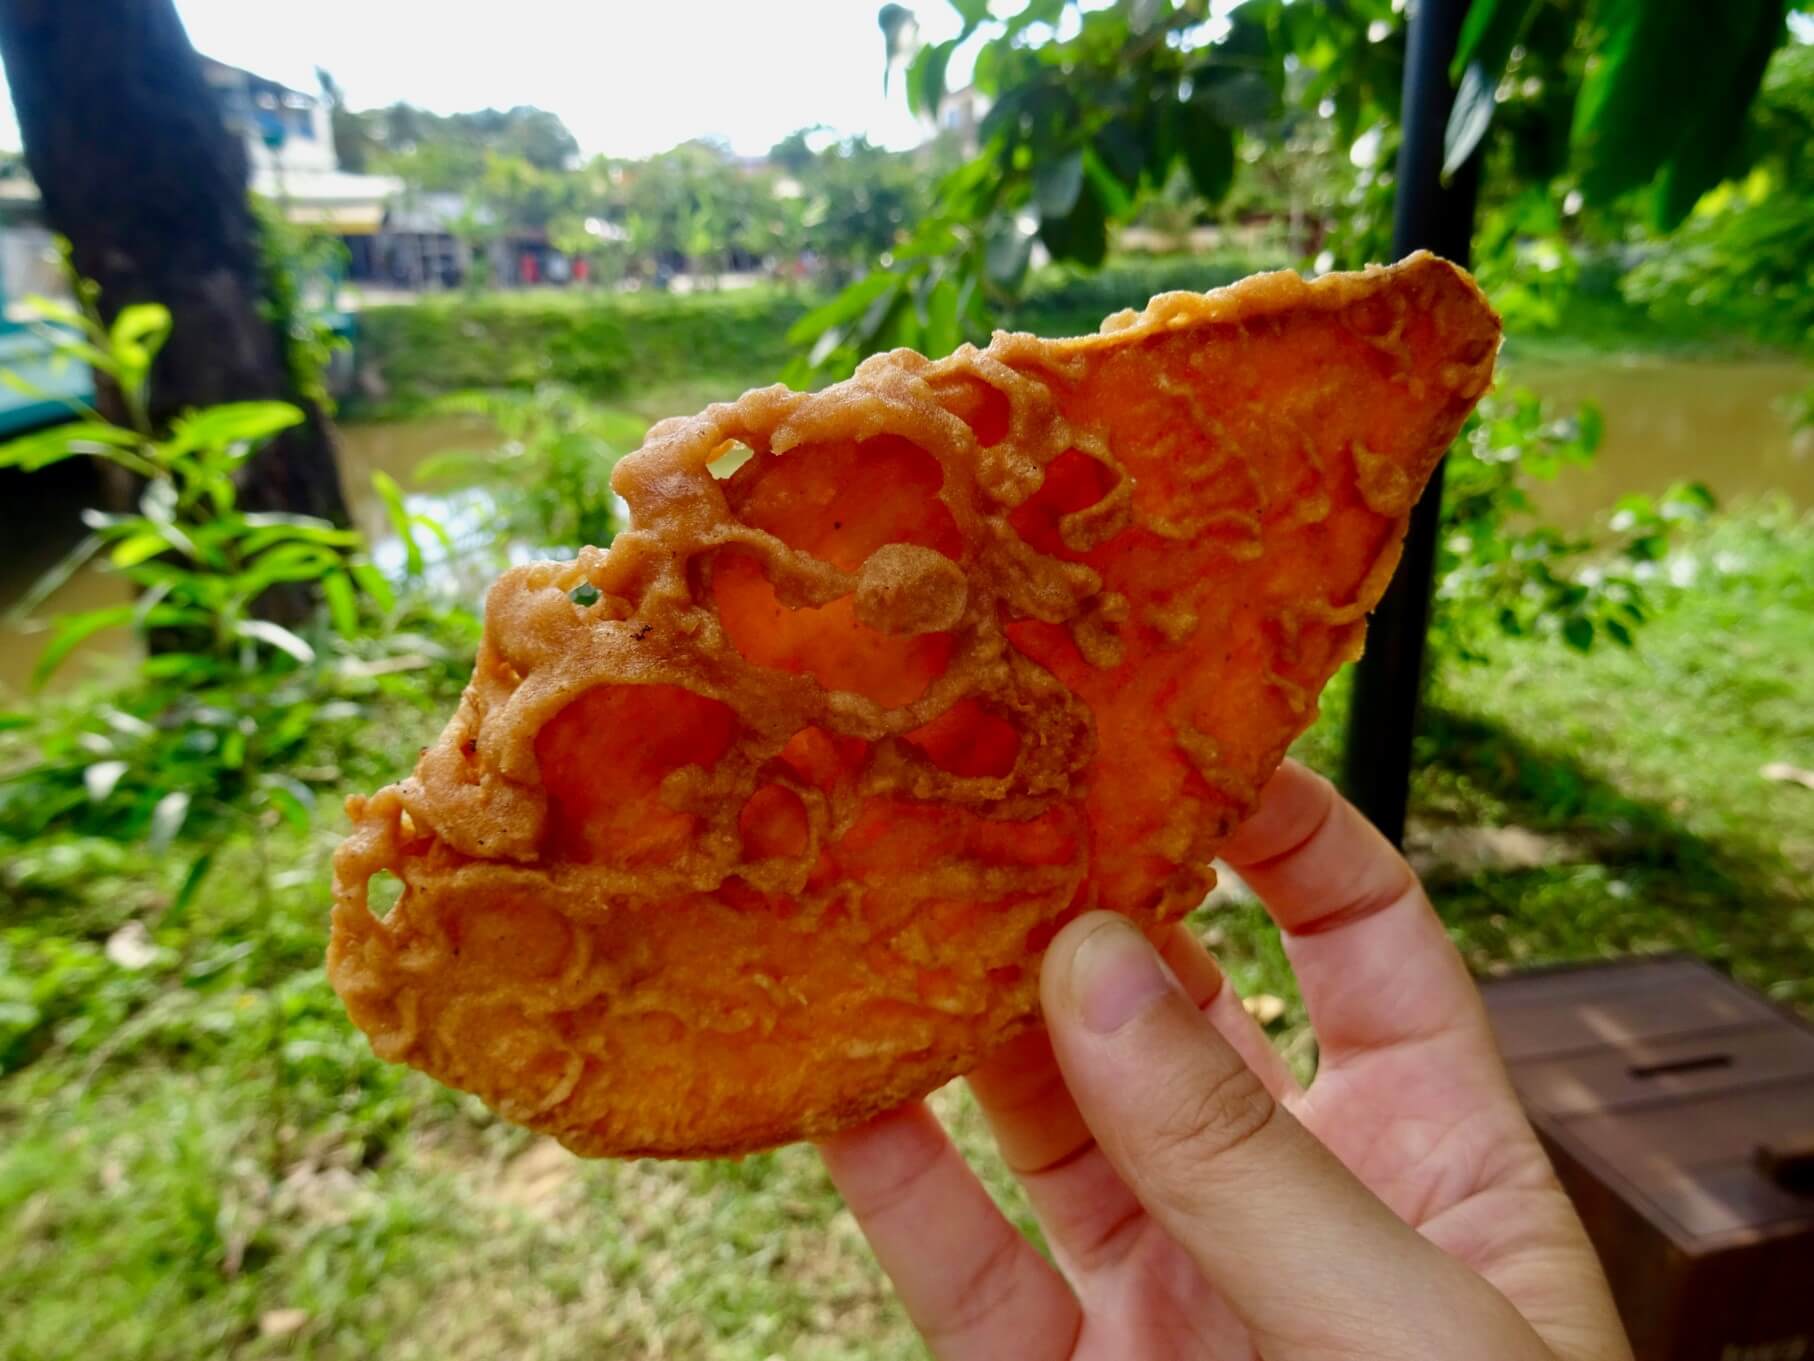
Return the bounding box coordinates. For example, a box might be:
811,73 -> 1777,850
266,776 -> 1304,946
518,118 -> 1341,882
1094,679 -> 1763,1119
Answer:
1146,1059 -> 1278,1173
924,1228 -> 1027,1348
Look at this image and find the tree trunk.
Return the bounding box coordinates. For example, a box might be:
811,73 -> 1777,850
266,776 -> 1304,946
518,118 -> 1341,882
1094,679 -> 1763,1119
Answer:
0,0 -> 349,538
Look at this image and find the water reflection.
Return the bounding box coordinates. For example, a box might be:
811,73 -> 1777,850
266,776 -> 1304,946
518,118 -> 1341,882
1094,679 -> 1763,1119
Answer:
1509,356 -> 1812,527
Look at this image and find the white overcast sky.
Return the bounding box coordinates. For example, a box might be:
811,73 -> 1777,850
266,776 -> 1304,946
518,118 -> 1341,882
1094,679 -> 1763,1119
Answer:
0,0 -> 973,159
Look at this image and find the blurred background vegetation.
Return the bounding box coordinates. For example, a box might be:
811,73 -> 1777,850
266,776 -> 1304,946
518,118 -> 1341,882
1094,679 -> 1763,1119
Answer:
0,1 -> 1810,1357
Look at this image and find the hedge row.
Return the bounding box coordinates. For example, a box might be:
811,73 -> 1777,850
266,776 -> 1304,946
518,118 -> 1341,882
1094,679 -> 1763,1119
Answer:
354,289 -> 812,404
352,254 -> 1285,405
1011,253 -> 1279,337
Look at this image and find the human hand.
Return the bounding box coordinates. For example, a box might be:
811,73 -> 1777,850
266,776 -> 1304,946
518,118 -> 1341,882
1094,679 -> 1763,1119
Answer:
818,760 -> 1632,1360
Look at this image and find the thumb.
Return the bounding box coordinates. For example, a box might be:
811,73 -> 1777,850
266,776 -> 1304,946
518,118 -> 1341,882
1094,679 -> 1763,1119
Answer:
1042,913 -> 1545,1360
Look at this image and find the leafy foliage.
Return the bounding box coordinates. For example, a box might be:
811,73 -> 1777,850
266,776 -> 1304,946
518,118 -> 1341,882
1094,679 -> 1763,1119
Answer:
356,287 -> 810,404
0,273 -> 473,934
345,99 -> 580,179
769,131 -> 941,286
251,196 -> 349,415
0,289 -> 382,687
788,0 -> 1797,384
415,386 -> 645,556
1434,389 -> 1714,661
1620,40 -> 1814,352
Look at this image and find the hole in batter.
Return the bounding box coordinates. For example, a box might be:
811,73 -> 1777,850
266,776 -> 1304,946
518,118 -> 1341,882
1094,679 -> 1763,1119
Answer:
1009,449 -> 1119,558
931,374 -> 1011,447
709,439 -> 755,479
366,869 -> 404,923
738,783 -> 810,860
723,434 -> 961,572
779,726 -> 869,793
712,549 -> 953,707
536,683 -> 740,865
904,698 -> 1020,778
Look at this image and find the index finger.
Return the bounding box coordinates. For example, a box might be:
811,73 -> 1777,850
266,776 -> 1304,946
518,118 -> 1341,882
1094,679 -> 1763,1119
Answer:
1217,760 -> 1496,1066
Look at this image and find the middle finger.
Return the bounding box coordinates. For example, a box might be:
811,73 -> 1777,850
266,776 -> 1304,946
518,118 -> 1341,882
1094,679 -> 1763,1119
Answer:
967,923 -> 1300,1273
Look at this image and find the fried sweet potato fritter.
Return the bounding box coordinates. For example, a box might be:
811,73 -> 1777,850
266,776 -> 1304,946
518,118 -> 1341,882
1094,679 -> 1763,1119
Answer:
329,253 -> 1500,1158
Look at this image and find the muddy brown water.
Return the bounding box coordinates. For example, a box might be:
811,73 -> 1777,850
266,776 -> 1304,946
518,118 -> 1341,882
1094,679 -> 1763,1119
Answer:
2,360 -> 1808,698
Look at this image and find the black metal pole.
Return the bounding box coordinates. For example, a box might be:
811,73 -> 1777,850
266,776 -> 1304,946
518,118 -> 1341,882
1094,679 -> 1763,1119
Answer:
1339,0 -> 1483,846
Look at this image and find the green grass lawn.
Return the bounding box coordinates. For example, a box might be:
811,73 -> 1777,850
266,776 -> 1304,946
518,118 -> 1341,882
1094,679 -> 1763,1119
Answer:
3,501 -> 1809,1360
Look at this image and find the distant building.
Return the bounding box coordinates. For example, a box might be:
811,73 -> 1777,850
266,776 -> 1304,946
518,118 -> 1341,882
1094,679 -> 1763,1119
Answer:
199,57 -> 401,280
931,84 -> 988,156
201,57 -> 339,177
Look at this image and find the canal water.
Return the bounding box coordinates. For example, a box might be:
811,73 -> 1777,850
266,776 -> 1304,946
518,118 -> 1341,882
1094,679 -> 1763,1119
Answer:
2,357 -> 1808,697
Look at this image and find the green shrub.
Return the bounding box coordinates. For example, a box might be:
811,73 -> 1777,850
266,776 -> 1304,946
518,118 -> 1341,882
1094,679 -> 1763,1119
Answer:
1011,252 -> 1282,337
355,289 -> 812,404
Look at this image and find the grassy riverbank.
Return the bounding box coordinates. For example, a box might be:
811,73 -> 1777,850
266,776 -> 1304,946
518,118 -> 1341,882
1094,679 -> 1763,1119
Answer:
4,498 -> 1809,1360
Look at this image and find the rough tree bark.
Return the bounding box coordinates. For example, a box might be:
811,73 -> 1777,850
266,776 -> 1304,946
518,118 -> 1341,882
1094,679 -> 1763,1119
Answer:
0,0 -> 349,533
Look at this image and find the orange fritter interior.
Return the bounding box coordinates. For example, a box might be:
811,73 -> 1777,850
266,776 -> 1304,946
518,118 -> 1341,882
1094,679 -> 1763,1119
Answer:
330,253 -> 1500,1158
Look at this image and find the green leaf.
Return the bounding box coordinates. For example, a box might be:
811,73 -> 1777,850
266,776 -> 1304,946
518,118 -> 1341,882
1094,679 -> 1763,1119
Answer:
372,470 -> 425,577
245,542 -> 342,584
235,618 -> 316,664
784,273 -> 899,345
1444,62 -> 1501,178
139,652 -> 220,683
6,532 -> 104,624
1180,105 -> 1236,203
1033,149 -> 1085,220
1451,0 -> 1541,79
1562,616 -> 1594,652
349,561 -> 397,613
169,850 -> 217,922
876,290 -> 922,352
1036,177 -> 1108,268
84,760 -> 129,802
1193,68 -> 1277,130
1093,116 -> 1147,189
20,294 -> 88,331
164,401 -> 305,459
31,605 -> 139,689
1081,147 -> 1134,218
1572,0 -> 1783,213
924,275 -> 961,358
1576,403 -> 1605,453
985,224 -> 1035,289
147,790 -> 190,851
38,332 -> 121,381
260,776 -> 316,833
236,521 -> 361,557
323,569 -> 360,638
108,302 -> 172,373
0,421 -> 143,472
109,531 -> 170,569
1648,2 -> 1786,228
1136,93 -> 1180,189
908,40 -> 954,118
409,512 -> 454,555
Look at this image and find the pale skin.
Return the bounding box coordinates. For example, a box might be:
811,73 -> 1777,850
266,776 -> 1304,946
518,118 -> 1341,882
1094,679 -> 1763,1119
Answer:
818,760 -> 1634,1361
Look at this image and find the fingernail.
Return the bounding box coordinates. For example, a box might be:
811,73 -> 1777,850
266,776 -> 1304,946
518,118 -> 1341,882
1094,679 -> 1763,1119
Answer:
1070,918 -> 1178,1034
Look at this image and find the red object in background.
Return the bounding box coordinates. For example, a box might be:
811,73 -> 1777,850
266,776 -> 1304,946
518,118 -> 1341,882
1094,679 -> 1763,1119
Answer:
574,258 -> 589,283
521,251 -> 538,284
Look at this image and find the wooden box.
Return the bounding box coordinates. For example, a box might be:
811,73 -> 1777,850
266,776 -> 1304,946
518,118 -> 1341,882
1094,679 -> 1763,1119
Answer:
1480,955 -> 1814,1361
